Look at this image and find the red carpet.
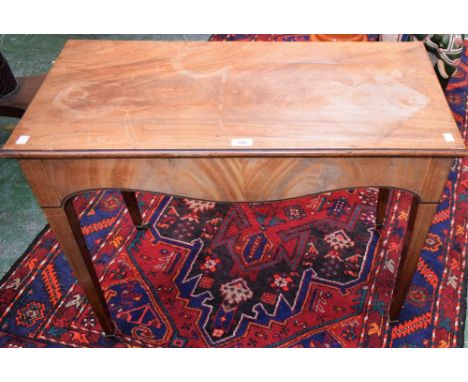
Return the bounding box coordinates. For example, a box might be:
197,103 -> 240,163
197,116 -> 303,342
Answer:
1,189 -> 417,347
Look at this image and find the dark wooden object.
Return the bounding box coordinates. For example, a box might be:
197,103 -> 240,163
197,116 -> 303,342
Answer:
376,188 -> 390,229
62,198 -> 115,335
121,191 -> 149,230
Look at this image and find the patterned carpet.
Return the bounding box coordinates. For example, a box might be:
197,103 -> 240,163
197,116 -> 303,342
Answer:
0,36 -> 466,347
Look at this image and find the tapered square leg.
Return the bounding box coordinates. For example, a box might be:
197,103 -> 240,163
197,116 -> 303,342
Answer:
389,200 -> 438,321
43,199 -> 115,336
121,191 -> 149,230
376,188 -> 390,229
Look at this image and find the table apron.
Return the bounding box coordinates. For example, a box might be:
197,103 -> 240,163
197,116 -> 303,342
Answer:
19,156 -> 454,207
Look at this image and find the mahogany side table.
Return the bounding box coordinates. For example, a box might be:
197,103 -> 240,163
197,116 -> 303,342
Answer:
1,40 -> 466,336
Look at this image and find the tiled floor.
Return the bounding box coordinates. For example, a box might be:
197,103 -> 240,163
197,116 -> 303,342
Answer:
1,34 -> 467,346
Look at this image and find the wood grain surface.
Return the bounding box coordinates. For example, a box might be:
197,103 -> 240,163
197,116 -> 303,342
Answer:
2,40 -> 465,158
19,157 -> 452,206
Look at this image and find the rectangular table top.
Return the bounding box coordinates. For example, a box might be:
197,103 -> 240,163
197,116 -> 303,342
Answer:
2,40 -> 466,158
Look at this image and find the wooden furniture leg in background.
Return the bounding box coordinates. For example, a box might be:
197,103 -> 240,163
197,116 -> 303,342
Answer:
43,200 -> 115,336
376,188 -> 390,229
121,191 -> 149,230
389,200 -> 438,321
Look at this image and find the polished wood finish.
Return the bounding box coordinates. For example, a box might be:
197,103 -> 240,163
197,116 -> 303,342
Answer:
376,188 -> 390,228
43,200 -> 115,335
390,201 -> 438,320
20,157 -> 452,206
2,41 -> 466,334
2,41 -> 465,158
121,191 -> 148,230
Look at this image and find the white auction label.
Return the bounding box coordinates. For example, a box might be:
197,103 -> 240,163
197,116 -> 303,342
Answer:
231,138 -> 253,147
15,135 -> 30,145
443,133 -> 455,142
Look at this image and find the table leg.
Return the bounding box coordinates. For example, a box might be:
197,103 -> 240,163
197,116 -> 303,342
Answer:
376,188 -> 390,229
121,191 -> 149,230
18,156 -> 450,331
43,198 -> 115,336
389,200 -> 438,321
